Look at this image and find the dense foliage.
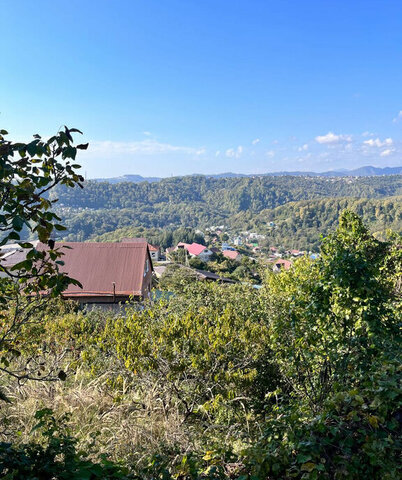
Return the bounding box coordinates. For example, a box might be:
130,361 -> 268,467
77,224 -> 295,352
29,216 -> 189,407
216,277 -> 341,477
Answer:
52,175 -> 402,211
1,212 -> 400,479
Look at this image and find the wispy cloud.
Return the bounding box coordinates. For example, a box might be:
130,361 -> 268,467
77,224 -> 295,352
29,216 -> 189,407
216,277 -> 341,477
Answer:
315,132 -> 352,144
298,144 -> 308,151
392,111 -> 402,123
266,150 -> 275,157
225,146 -> 243,158
363,137 -> 393,147
251,138 -> 260,145
88,139 -> 206,156
380,148 -> 394,157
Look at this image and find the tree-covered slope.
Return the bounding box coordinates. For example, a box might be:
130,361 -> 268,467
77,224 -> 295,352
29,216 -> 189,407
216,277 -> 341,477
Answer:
51,175 -> 402,247
248,196 -> 402,250
52,175 -> 402,212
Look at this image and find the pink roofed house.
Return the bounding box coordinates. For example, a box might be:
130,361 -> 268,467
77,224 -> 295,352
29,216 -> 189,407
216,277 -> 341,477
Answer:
222,250 -> 242,261
176,242 -> 213,262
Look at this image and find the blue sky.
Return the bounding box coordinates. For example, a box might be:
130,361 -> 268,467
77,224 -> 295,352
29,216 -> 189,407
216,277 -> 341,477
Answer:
2,0 -> 402,177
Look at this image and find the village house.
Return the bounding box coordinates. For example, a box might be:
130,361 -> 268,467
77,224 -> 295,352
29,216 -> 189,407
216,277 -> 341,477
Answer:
147,244 -> 161,261
248,232 -> 266,241
272,258 -> 292,272
175,242 -> 213,262
233,236 -> 243,246
269,246 -> 282,258
288,249 -> 305,257
222,249 -> 242,261
39,241 -> 153,306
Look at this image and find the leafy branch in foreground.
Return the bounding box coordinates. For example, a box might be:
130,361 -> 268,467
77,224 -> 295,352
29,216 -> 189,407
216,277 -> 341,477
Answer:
0,127 -> 86,388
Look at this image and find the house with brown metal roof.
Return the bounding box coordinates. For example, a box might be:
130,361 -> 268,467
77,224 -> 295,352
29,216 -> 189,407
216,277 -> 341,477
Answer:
39,241 -> 153,305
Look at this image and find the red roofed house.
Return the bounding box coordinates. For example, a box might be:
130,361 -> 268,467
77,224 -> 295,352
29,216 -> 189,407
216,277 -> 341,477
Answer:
176,242 -> 213,262
147,244 -> 161,261
289,249 -> 304,257
39,241 -> 153,306
222,250 -> 242,261
272,258 -> 292,272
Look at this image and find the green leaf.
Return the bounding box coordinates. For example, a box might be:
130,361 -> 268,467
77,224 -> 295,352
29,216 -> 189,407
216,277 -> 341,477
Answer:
76,143 -> 89,150
8,231 -> 21,240
301,462 -> 316,472
54,224 -> 67,231
12,216 -> 24,231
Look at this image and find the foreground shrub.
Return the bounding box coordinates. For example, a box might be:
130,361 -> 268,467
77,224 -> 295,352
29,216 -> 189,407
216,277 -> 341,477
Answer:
245,357 -> 401,479
102,282 -> 278,439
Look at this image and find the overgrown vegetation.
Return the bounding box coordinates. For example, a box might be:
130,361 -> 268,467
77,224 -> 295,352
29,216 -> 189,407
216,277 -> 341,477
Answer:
1,214 -> 401,478
1,129 -> 401,478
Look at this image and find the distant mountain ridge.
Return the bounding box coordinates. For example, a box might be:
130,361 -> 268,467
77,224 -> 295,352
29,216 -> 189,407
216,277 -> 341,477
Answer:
92,165 -> 402,183
92,174 -> 162,184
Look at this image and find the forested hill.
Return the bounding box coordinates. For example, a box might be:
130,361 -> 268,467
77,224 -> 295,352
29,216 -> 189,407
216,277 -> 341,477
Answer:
52,174 -> 402,212
51,175 -> 402,247
246,196 -> 402,250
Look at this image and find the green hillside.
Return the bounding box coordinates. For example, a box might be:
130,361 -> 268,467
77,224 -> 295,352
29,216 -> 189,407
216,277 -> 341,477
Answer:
249,196 -> 402,250
53,175 -> 402,249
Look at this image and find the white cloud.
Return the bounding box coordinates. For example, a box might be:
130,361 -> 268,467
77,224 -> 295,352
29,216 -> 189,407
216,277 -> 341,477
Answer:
266,150 -> 275,158
252,138 -> 260,145
315,132 -> 352,144
380,148 -> 394,157
143,131 -> 152,136
363,137 -> 393,147
298,144 -> 308,152
87,139 -> 204,156
225,145 -> 243,158
362,131 -> 374,137
215,150 -> 221,157
392,111 -> 402,123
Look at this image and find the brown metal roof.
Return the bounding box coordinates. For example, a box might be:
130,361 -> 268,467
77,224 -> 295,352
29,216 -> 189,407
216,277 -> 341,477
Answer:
121,238 -> 159,251
39,242 -> 151,297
